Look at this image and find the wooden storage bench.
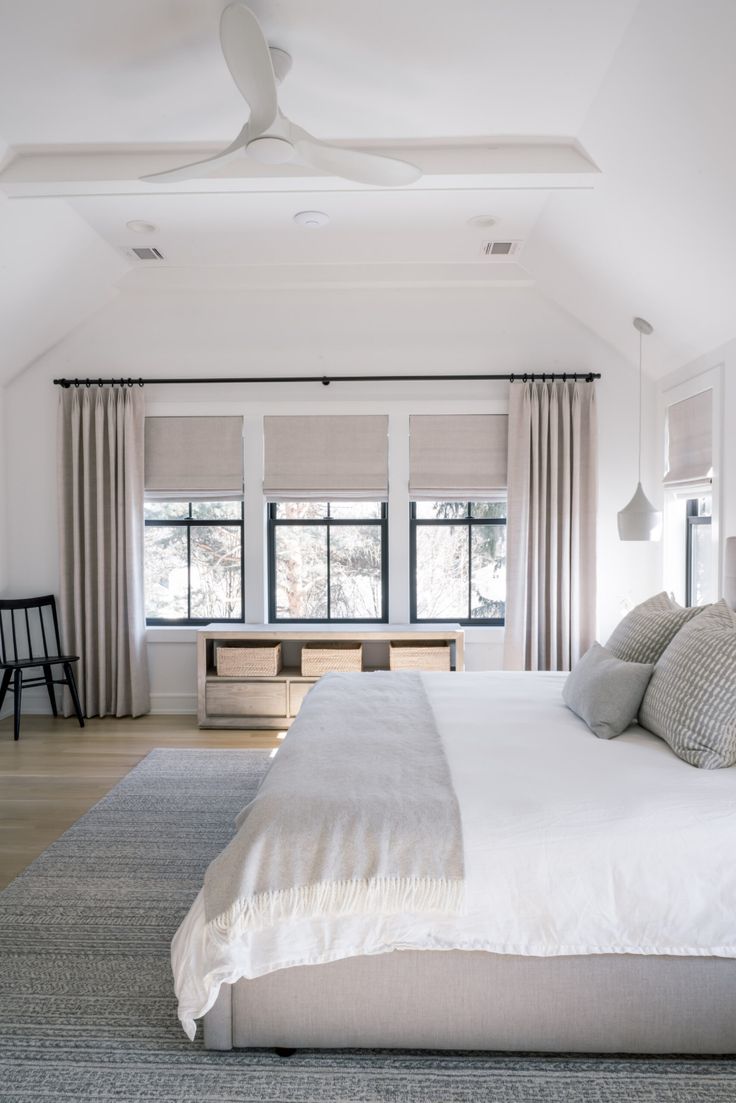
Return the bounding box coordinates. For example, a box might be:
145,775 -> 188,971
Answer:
197,626 -> 464,730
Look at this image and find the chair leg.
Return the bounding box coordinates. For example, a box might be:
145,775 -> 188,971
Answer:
13,669 -> 22,742
43,664 -> 58,717
0,668 -> 12,715
63,663 -> 85,728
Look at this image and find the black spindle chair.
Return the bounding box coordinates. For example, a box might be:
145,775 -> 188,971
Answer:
0,596 -> 85,741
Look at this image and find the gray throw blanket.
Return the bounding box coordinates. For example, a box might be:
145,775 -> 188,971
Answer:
204,671 -> 465,942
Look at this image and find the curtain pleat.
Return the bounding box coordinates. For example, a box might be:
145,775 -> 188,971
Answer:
504,380 -> 597,672
58,387 -> 150,717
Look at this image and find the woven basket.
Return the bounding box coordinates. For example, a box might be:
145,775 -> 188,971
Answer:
389,641 -> 451,672
216,642 -> 282,678
301,641 -> 363,677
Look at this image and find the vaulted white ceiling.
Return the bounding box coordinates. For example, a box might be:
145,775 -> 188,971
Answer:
0,0 -> 734,384
0,0 -> 637,145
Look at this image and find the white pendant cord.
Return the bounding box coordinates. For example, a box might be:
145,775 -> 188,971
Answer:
618,316 -> 659,541
638,327 -> 643,484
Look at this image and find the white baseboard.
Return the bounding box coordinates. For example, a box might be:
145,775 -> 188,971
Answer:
0,686 -> 51,719
149,692 -> 197,715
2,688 -> 198,719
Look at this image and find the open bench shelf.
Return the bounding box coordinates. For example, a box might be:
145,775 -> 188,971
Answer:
197,625 -> 464,729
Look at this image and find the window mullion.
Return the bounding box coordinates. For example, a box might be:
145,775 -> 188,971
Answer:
187,517 -> 191,622
467,519 -> 472,622
326,520 -> 331,620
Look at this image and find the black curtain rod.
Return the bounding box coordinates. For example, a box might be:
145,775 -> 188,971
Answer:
53,371 -> 600,389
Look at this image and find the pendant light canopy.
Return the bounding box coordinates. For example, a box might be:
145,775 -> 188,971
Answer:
617,317 -> 661,541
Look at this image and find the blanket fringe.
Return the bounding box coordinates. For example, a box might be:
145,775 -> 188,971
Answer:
207,876 -> 465,943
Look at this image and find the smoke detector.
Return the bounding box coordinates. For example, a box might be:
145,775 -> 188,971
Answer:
467,214 -> 498,229
126,220 -> 157,234
293,210 -> 329,228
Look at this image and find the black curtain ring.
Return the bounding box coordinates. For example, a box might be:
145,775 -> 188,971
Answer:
98,378 -> 103,387
74,379 -> 79,387
85,380 -> 91,387
138,378 -> 144,387
509,373 -> 515,383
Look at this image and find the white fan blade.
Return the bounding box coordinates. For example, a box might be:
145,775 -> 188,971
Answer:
141,128 -> 249,182
294,137 -> 421,186
220,3 -> 278,134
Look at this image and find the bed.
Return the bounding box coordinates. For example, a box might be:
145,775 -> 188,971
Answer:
173,670 -> 736,1053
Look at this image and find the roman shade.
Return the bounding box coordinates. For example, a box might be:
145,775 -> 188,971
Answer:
663,390 -> 713,486
263,415 -> 389,499
409,414 -> 508,500
144,416 -> 244,499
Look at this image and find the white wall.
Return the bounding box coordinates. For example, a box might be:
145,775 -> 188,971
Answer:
2,284 -> 660,713
0,383 -> 6,593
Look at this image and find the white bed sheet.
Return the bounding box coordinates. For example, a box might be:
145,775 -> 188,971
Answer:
173,671 -> 736,1039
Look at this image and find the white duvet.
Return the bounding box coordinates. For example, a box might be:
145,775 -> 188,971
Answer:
173,672 -> 736,1039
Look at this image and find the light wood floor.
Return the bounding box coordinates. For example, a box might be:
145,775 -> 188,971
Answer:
0,713 -> 279,890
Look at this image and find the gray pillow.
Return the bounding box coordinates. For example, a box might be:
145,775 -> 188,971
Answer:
563,643 -> 655,739
605,591 -> 704,665
639,600 -> 736,769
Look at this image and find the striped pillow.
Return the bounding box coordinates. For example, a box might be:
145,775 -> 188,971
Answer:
605,592 -> 704,665
639,600 -> 736,769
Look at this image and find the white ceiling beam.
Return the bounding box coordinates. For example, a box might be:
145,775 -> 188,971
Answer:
118,261 -> 535,293
0,140 -> 599,198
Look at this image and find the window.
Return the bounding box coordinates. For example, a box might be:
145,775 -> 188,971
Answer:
268,501 -> 387,622
144,501 -> 244,625
411,501 -> 506,625
685,495 -> 713,607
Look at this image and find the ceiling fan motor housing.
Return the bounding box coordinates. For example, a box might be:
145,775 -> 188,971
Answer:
246,135 -> 296,164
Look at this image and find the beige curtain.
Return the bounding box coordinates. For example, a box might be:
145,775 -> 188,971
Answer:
504,380 -> 597,671
58,387 -> 150,717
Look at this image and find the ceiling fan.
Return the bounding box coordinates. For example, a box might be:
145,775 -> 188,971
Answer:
141,4 -> 422,187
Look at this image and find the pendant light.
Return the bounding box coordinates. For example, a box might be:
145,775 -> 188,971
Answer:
617,317 -> 661,541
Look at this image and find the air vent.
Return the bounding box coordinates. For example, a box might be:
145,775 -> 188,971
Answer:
480,240 -> 521,258
124,246 -> 165,261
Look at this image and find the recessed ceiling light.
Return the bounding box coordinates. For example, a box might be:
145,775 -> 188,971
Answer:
467,215 -> 498,229
126,220 -> 157,234
293,210 -> 329,228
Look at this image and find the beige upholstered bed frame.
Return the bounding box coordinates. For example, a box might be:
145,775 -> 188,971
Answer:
205,578 -> 736,1052
204,949 -> 736,1052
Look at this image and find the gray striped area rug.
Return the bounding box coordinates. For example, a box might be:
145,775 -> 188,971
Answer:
1,747 -> 734,1102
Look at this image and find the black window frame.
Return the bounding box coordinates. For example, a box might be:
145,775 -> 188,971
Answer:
685,496 -> 712,608
267,501 -> 389,624
410,501 -> 506,626
144,500 -> 245,626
